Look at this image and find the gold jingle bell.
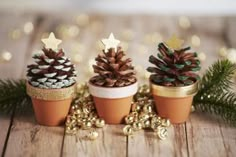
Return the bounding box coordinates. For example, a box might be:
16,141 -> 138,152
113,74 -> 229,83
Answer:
125,115 -> 135,124
161,119 -> 171,127
95,118 -> 105,128
132,121 -> 142,131
81,121 -> 92,130
87,130 -> 99,140
123,125 -> 134,136
142,104 -> 153,113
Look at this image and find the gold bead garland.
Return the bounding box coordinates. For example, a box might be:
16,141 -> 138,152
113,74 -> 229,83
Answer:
65,84 -> 171,140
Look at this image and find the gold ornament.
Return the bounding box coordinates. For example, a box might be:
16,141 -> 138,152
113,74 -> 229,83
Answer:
165,35 -> 184,50
138,112 -> 149,121
142,120 -> 151,128
66,126 -> 77,135
132,121 -> 142,131
156,127 -> 168,140
41,32 -> 62,50
101,33 -> 120,52
125,115 -> 135,124
87,130 -> 99,140
143,104 -> 153,113
161,119 -> 171,127
81,121 -> 92,130
123,125 -> 133,136
95,118 -> 105,128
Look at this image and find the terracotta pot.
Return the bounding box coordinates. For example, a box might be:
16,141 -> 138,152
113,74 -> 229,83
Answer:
150,81 -> 198,124
88,80 -> 138,124
26,82 -> 76,126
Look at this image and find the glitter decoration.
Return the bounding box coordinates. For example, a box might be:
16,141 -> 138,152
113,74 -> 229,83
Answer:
26,82 -> 76,101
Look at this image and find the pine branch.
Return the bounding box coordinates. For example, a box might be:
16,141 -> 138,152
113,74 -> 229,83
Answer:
194,92 -> 236,125
194,59 -> 236,125
0,79 -> 31,114
197,59 -> 236,96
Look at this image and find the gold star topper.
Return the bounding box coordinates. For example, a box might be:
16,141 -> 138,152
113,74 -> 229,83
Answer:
41,32 -> 62,50
165,35 -> 184,50
101,33 -> 120,52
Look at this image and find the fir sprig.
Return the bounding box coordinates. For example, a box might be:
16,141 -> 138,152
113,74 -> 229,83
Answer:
0,79 -> 31,114
194,59 -> 236,125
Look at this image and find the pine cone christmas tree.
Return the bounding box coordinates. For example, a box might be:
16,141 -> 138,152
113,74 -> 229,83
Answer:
90,47 -> 136,87
147,42 -> 201,87
27,48 -> 77,89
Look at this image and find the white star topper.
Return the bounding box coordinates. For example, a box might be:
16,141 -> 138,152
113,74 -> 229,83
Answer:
41,32 -> 62,50
101,33 -> 120,52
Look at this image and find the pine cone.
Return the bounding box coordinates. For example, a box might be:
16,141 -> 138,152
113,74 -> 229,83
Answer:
27,48 -> 77,89
147,43 -> 201,87
90,47 -> 136,87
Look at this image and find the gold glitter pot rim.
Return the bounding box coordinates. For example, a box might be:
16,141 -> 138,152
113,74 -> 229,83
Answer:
150,81 -> 199,98
26,82 -> 76,101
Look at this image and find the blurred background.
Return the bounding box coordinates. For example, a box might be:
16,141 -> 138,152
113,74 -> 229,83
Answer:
0,0 -> 236,83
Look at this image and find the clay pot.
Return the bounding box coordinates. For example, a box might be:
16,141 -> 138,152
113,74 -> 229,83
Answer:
88,80 -> 138,124
26,82 -> 76,126
150,81 -> 198,124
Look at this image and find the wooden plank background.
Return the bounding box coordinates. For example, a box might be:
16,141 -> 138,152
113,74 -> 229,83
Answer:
0,12 -> 236,157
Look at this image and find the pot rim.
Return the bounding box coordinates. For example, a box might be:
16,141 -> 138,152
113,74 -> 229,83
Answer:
26,82 -> 76,101
150,80 -> 199,98
88,79 -> 138,99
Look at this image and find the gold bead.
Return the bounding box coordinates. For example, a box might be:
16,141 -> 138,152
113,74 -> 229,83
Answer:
125,115 -> 134,124
132,121 -> 142,131
95,118 -> 105,128
81,121 -> 92,130
123,125 -> 133,136
87,130 -> 99,140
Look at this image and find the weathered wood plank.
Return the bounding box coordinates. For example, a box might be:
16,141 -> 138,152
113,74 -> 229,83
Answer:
62,125 -> 126,157
218,121 -> 236,157
0,13 -> 35,156
186,112 -> 230,157
128,124 -> 188,157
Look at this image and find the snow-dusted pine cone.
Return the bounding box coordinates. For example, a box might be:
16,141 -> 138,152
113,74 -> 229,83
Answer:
90,47 -> 136,87
147,43 -> 201,87
27,48 -> 77,89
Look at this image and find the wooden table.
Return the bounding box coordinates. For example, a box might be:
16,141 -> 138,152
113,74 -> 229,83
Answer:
0,12 -> 236,157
